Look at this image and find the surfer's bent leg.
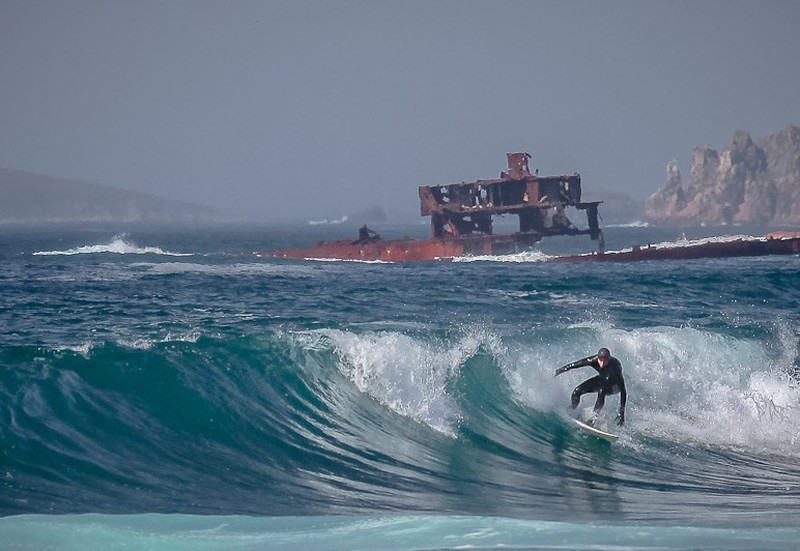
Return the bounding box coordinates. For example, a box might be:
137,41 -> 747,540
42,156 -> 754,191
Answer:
593,388 -> 607,414
593,383 -> 622,415
571,376 -> 602,409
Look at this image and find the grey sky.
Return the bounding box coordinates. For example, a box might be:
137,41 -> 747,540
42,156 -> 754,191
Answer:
2,1 -> 798,221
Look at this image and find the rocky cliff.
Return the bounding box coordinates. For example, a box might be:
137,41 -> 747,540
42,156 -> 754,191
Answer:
644,126 -> 800,225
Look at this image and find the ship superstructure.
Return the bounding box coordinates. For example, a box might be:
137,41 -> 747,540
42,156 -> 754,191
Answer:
418,152 -> 602,255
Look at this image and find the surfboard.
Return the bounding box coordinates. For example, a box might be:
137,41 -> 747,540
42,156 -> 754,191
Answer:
575,419 -> 619,442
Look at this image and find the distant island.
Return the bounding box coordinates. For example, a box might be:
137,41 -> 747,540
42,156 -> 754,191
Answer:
0,168 -> 223,225
645,125 -> 800,226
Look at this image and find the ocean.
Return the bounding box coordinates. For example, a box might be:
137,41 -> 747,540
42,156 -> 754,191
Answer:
1,222 -> 799,550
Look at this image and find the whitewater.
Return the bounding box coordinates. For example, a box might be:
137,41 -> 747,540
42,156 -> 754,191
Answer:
1,224 -> 799,550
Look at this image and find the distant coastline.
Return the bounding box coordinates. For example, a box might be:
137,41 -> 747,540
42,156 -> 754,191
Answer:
0,167 -> 224,225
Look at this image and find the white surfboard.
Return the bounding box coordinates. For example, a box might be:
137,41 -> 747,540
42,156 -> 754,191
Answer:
575,419 -> 619,442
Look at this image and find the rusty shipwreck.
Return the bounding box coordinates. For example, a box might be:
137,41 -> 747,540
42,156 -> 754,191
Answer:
270,152 -> 800,262
272,153 -> 604,261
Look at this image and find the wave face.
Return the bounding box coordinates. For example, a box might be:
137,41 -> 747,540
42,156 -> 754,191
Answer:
2,225 -> 800,541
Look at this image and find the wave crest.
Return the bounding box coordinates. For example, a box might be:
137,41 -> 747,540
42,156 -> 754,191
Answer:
33,234 -> 191,256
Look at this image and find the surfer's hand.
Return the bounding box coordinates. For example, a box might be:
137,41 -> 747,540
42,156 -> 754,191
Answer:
616,412 -> 625,426
554,366 -> 565,377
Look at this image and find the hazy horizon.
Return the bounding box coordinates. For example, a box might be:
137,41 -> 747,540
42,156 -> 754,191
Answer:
2,1 -> 798,221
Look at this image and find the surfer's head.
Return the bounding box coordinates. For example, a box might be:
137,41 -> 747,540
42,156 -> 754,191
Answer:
597,347 -> 611,366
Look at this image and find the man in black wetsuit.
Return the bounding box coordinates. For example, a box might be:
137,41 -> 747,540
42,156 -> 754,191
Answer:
554,347 -> 627,426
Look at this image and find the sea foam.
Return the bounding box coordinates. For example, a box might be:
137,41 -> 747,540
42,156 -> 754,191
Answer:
33,234 -> 191,256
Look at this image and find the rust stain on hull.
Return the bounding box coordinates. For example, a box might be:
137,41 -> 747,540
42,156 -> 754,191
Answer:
273,233 -> 542,262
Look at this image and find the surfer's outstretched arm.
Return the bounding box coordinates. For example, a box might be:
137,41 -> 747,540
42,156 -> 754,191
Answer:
554,355 -> 595,376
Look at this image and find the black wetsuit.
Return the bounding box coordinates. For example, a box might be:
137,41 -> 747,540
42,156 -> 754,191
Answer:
555,354 -> 627,425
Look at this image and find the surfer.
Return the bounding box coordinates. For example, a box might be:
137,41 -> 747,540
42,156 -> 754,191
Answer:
554,347 -> 627,426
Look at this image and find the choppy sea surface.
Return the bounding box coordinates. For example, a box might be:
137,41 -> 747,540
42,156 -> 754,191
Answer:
2,222 -> 799,550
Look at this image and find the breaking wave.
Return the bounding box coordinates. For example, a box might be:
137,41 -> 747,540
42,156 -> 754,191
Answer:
33,234 -> 192,256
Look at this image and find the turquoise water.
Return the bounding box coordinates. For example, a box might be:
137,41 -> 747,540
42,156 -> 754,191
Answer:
2,224 -> 799,549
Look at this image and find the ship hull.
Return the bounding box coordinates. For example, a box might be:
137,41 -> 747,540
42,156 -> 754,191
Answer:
271,233 -> 541,261
553,234 -> 800,263
270,233 -> 800,263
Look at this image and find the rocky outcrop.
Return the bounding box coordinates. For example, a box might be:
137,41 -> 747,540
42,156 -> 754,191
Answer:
645,126 -> 800,225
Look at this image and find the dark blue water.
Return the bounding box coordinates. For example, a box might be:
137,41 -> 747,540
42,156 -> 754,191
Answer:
2,223 -> 799,549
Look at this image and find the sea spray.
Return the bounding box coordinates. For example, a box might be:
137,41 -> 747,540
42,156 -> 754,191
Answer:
33,233 -> 191,256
